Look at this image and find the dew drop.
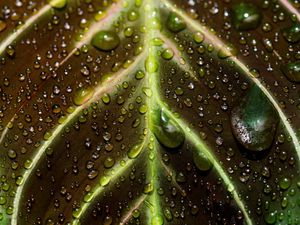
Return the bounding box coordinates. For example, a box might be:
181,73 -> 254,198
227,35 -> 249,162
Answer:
73,87 -> 94,106
231,2 -> 262,31
231,85 -> 278,151
282,23 -> 300,43
91,30 -> 120,51
150,109 -> 185,149
145,57 -> 158,73
281,61 -> 300,83
161,48 -> 174,60
166,13 -> 186,33
127,143 -> 144,159
48,0 -> 67,9
193,149 -> 212,172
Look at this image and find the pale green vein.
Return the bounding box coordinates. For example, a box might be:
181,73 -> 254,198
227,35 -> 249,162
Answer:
0,0 -> 125,148
0,0 -> 75,55
0,4 -> 51,55
163,0 -> 300,164
72,158 -> 134,224
11,51 -> 146,225
143,0 -> 164,224
119,194 -> 147,225
278,0 -> 300,21
71,136 -> 149,224
159,158 -> 187,197
74,0 -> 126,49
60,0 -> 126,65
158,102 -> 253,225
146,139 -> 163,225
159,33 -> 199,82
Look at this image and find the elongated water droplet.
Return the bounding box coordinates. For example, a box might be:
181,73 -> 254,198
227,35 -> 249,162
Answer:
193,149 -> 212,172
151,109 -> 185,149
231,85 -> 278,151
73,87 -> 94,106
127,143 -> 144,159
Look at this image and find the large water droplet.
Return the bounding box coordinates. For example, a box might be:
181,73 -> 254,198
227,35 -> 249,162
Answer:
91,30 -> 120,51
193,149 -> 212,172
166,13 -> 186,33
150,109 -> 185,149
127,142 -> 143,159
231,2 -> 262,31
231,85 -> 278,151
282,23 -> 300,43
73,87 -> 94,106
281,61 -> 300,83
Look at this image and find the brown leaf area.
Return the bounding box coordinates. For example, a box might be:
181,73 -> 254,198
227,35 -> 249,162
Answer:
0,0 -> 299,225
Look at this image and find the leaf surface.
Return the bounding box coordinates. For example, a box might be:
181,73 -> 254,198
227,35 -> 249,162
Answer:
0,0 -> 300,224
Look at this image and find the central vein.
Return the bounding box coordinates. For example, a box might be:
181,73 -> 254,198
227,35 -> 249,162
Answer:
144,0 -> 164,224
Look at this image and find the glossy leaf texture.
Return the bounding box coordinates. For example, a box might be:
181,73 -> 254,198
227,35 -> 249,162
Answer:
0,0 -> 299,224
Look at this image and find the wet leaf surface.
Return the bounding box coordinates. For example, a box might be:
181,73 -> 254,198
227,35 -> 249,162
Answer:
0,0 -> 299,224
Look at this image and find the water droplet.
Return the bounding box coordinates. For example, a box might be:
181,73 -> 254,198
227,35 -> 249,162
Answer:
104,157 -> 115,168
161,48 -> 174,60
102,93 -> 111,104
139,104 -> 148,114
48,0 -> 67,9
143,182 -> 153,194
193,149 -> 212,172
282,23 -> 300,43
280,177 -> 291,190
135,70 -> 145,79
84,192 -> 94,203
218,44 -> 237,59
151,37 -> 164,46
127,143 -> 144,159
91,30 -> 120,51
281,61 -> 300,83
264,210 -> 277,224
166,13 -> 186,33
231,2 -> 262,31
99,176 -> 110,186
163,208 -> 173,221
73,87 -> 94,106
193,32 -> 204,44
151,109 -> 185,149
127,9 -> 139,21
231,85 -> 279,151
143,87 -> 153,97
132,209 -> 140,218
145,57 -> 158,73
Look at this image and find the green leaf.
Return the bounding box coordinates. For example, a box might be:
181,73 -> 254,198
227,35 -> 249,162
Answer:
0,0 -> 300,224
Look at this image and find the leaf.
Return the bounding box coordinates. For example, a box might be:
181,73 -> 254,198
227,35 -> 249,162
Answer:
0,0 -> 300,224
